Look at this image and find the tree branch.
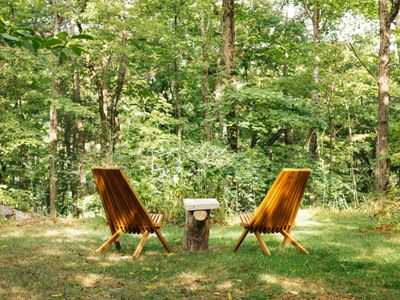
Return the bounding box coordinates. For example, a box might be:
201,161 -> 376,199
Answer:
348,43 -> 378,82
302,0 -> 312,19
389,0 -> 400,24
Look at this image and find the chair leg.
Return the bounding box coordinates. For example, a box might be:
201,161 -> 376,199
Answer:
133,230 -> 150,258
114,240 -> 121,250
281,229 -> 308,254
254,231 -> 271,256
154,229 -> 171,253
96,229 -> 124,253
281,227 -> 292,248
233,228 -> 249,252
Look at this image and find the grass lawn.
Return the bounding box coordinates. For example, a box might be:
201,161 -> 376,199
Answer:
0,208 -> 399,299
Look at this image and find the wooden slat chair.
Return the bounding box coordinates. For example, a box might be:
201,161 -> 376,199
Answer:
233,168 -> 311,256
92,166 -> 171,258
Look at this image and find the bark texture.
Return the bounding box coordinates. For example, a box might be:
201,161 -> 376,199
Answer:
200,13 -> 212,141
183,210 -> 210,251
375,0 -> 400,194
309,0 -> 320,158
49,0 -> 61,218
223,0 -> 238,152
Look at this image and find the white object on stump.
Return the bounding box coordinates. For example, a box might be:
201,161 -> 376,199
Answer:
183,198 -> 220,251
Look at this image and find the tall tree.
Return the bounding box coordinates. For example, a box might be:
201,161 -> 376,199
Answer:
303,0 -> 320,158
49,0 -> 62,218
200,12 -> 212,141
375,0 -> 400,194
223,0 -> 238,152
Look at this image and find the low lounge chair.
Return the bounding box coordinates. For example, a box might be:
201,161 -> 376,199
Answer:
92,166 -> 171,258
233,168 -> 311,256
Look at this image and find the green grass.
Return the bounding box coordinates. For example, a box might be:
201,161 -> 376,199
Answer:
0,209 -> 399,299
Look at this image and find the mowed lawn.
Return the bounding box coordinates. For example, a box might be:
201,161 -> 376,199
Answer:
0,209 -> 399,299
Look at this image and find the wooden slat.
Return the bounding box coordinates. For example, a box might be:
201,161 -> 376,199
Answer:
133,230 -> 149,258
254,231 -> 271,256
281,229 -> 308,254
96,229 -> 124,253
233,228 -> 249,252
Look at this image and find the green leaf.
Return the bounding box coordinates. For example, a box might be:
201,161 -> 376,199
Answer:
0,20 -> 7,33
21,39 -> 34,51
71,33 -> 94,40
43,38 -> 64,49
31,37 -> 41,50
1,33 -> 19,41
56,31 -> 68,41
68,44 -> 84,56
59,49 -> 68,60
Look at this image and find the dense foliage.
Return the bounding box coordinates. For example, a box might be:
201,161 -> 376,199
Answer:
1,0 -> 400,223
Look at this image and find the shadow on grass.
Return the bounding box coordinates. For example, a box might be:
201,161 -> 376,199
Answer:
0,209 -> 399,299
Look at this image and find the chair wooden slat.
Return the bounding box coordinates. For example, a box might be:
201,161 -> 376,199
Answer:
233,168 -> 311,256
93,166 -> 171,258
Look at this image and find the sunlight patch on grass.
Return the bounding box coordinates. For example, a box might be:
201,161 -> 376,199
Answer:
0,285 -> 32,300
75,273 -> 104,288
39,248 -> 64,257
296,209 -> 325,226
177,272 -> 208,291
259,273 -> 324,295
216,280 -> 232,291
0,230 -> 23,238
372,246 -> 398,258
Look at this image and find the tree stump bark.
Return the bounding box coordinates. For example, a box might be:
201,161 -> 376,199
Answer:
183,210 -> 210,251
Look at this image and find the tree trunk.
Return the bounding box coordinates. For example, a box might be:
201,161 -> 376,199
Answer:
49,0 -> 61,218
309,1 -> 320,158
347,107 -> 359,206
100,56 -> 110,156
183,210 -> 210,251
174,59 -> 182,143
200,13 -> 212,141
72,60 -> 83,217
173,7 -> 183,144
88,58 -> 109,156
375,0 -> 400,194
110,27 -> 127,154
223,0 -> 238,152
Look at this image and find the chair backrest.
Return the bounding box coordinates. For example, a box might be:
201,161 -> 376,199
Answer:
92,166 -> 155,234
250,168 -> 311,233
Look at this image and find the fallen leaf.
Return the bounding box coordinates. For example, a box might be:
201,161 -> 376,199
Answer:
146,285 -> 157,290
51,293 -> 63,297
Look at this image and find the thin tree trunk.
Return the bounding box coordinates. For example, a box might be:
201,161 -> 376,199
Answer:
174,59 -> 182,143
110,1 -> 128,154
88,58 -> 109,156
223,0 -> 238,152
309,1 -> 320,158
375,0 -> 400,195
49,0 -> 62,218
15,96 -> 28,190
200,13 -> 212,141
100,56 -> 110,155
72,60 -> 84,217
347,109 -> 359,206
173,6 -> 182,144
395,16 -> 400,63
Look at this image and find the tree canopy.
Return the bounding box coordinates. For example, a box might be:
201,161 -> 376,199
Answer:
1,0 -> 399,221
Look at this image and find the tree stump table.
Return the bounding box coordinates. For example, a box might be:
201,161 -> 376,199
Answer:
183,198 -> 220,251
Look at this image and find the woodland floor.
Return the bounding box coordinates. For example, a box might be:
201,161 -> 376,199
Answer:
0,208 -> 399,299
